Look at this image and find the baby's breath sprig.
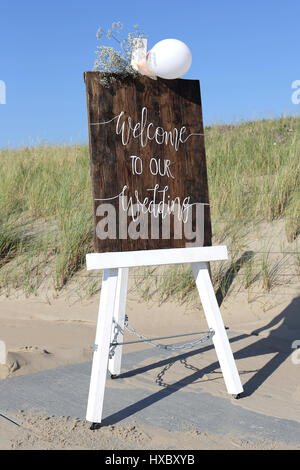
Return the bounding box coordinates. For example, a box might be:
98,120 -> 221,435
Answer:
94,22 -> 146,87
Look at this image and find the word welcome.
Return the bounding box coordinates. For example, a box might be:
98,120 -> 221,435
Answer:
91,106 -> 203,150
0,80 -> 6,105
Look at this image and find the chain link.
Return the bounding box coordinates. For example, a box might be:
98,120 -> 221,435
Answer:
109,321 -> 124,359
108,315 -> 214,356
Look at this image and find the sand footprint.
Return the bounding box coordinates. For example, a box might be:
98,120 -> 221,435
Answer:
0,346 -> 52,379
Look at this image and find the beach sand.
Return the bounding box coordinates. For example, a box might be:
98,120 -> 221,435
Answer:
0,281 -> 300,450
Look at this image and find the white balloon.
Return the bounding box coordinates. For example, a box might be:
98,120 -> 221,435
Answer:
147,39 -> 192,79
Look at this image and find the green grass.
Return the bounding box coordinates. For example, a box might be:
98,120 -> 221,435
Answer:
206,117 -> 299,233
0,145 -> 94,294
0,116 -> 299,299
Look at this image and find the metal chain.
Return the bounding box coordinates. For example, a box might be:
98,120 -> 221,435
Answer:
109,321 -> 124,359
121,315 -> 215,353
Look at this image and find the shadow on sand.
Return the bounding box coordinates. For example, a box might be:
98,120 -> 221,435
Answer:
102,294 -> 300,426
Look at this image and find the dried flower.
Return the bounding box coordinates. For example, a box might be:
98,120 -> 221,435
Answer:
94,22 -> 147,87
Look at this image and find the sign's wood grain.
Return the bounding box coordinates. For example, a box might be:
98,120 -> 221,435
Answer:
84,72 -> 212,252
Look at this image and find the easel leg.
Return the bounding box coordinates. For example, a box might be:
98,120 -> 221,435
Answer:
191,262 -> 243,395
86,268 -> 118,424
108,267 -> 129,377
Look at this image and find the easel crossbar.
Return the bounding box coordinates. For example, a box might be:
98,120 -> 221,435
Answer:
86,246 -> 228,270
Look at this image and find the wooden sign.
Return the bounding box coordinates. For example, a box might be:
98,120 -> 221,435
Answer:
84,72 -> 212,252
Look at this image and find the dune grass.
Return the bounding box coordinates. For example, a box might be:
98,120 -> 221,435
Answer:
0,145 -> 94,293
206,117 -> 299,233
0,115 -> 299,299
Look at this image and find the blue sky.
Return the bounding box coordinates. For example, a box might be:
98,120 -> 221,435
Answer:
0,0 -> 299,148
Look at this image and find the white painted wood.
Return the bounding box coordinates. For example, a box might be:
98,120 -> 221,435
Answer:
86,268 -> 119,423
0,340 -> 6,365
85,248 -> 244,424
86,246 -> 228,270
191,262 -> 243,395
108,267 -> 129,376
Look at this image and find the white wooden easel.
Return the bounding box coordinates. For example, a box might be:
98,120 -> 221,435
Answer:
85,246 -> 243,426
